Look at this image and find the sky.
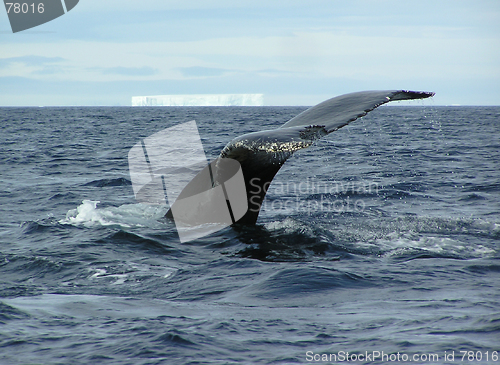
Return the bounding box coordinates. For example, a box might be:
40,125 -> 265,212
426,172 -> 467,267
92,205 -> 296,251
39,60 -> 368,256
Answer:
1,0 -> 499,106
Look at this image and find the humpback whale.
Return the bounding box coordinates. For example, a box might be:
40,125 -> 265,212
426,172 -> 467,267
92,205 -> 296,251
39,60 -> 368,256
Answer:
166,90 -> 434,226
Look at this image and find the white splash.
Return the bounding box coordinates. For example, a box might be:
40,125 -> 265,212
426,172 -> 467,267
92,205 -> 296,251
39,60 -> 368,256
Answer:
60,200 -> 167,229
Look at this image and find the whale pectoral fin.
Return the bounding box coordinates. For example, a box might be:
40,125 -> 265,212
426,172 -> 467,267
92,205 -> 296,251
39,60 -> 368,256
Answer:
281,90 -> 435,133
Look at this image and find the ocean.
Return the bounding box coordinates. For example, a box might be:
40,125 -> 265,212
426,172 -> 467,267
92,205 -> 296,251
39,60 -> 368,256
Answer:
0,105 -> 499,364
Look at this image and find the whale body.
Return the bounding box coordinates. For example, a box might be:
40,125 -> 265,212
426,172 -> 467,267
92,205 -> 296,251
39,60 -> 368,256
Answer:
166,90 -> 434,225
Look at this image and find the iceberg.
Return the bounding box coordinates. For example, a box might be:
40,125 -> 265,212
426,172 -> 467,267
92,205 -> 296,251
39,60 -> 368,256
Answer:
131,94 -> 264,107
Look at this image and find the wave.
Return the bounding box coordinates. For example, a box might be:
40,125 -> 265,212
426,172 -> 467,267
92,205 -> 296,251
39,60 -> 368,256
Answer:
459,193 -> 487,201
464,260 -> 500,274
232,218 -> 326,261
230,216 -> 498,262
56,200 -> 498,263
96,230 -> 177,255
156,331 -> 198,347
19,218 -> 67,235
0,302 -> 30,323
463,182 -> 500,193
83,177 -> 132,187
48,192 -> 79,201
247,266 -> 374,299
85,260 -> 178,288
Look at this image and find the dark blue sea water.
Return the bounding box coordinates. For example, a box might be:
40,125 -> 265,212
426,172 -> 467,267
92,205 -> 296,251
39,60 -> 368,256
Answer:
1,106 -> 499,364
